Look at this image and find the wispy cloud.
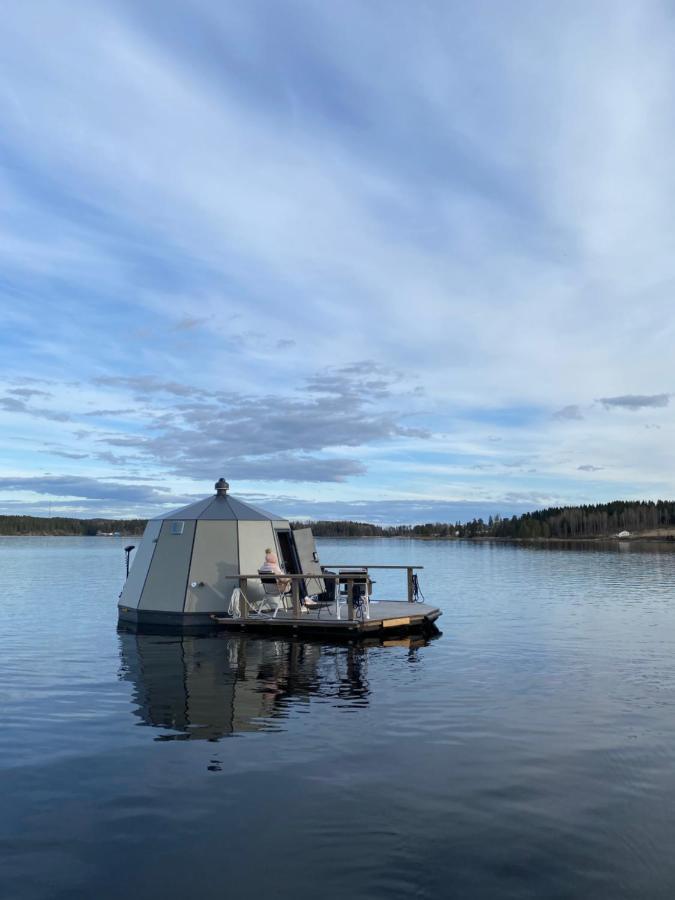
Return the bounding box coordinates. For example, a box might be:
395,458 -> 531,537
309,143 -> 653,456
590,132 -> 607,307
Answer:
0,475 -> 191,505
0,396 -> 70,422
597,394 -> 670,411
83,408 -> 136,417
172,315 -> 209,331
554,405 -> 584,421
7,388 -> 51,399
89,364 -> 427,482
93,376 -> 207,398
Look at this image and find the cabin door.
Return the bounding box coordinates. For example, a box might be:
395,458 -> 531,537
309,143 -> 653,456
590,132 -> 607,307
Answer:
275,530 -> 301,575
292,527 -> 326,597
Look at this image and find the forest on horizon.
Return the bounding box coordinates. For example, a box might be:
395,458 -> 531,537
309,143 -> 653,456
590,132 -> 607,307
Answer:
2,499 -> 675,539
0,516 -> 147,536
306,499 -> 675,539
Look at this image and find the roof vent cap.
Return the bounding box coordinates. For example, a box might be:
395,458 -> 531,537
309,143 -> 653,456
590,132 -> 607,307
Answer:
215,477 -> 230,496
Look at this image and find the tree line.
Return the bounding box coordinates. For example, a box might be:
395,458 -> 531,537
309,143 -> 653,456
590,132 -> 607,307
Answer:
489,500 -> 675,539
297,500 -> 675,540
298,519 -> 486,538
0,516 -> 147,536
3,499 -> 675,539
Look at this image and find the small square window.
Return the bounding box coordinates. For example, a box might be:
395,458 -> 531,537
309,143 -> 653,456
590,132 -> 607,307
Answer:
171,521 -> 185,535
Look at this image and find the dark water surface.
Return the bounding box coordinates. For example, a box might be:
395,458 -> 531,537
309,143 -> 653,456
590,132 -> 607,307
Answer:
3,537 -> 675,899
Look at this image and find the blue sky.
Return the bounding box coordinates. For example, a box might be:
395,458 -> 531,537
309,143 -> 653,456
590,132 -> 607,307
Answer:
2,0 -> 675,522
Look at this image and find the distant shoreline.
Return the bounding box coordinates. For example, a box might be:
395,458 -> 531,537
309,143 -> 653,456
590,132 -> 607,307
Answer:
313,533 -> 673,540
0,515 -> 146,538
0,531 -> 142,537
3,500 -> 675,542
3,531 -> 675,543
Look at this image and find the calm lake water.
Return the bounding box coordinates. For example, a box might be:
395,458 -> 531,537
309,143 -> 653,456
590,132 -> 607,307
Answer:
3,536 -> 675,899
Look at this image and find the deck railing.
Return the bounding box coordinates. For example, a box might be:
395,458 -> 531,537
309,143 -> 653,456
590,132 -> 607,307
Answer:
234,565 -> 423,621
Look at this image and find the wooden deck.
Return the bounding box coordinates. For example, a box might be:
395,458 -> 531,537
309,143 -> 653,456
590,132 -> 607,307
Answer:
211,600 -> 442,637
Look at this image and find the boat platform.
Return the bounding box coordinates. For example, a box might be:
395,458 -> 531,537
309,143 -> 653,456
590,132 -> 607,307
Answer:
212,600 -> 442,637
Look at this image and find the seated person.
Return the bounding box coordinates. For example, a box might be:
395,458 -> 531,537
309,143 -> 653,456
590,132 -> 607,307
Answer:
259,549 -> 291,592
258,549 -> 318,609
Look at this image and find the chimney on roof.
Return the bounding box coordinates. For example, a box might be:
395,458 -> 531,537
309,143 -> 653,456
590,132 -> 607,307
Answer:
215,477 -> 230,496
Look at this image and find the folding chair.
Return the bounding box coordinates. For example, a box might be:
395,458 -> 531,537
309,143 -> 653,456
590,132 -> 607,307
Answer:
257,570 -> 292,618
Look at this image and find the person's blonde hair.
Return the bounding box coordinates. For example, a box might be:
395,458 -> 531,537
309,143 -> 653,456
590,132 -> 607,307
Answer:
265,547 -> 273,554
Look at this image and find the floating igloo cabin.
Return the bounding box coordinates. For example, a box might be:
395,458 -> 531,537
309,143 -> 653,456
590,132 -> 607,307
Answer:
119,477 -> 443,635
118,478 -> 297,628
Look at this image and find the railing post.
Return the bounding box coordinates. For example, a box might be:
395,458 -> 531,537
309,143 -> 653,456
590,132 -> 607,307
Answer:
407,567 -> 414,603
239,576 -> 247,619
335,574 -> 341,620
291,578 -> 301,618
347,579 -> 354,619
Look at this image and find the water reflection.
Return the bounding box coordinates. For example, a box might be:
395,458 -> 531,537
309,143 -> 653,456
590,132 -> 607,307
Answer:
500,538 -> 675,554
118,631 -> 432,741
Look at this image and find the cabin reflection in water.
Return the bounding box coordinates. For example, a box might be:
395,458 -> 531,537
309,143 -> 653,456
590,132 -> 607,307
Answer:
118,632 -> 428,741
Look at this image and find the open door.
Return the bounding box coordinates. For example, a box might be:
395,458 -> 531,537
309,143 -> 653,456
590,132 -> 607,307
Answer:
275,529 -> 301,576
291,527 -> 326,597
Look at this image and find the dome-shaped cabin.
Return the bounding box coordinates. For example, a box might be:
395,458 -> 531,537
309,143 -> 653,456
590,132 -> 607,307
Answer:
118,478 -> 299,628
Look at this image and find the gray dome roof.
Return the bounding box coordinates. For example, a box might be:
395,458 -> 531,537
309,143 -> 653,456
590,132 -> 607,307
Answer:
154,492 -> 284,522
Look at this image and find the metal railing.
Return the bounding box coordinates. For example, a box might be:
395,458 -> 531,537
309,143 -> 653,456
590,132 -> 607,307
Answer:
233,565 -> 423,621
